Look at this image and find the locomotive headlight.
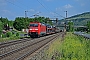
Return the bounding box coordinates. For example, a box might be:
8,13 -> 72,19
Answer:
29,29 -> 38,30
30,29 -> 32,30
35,29 -> 38,30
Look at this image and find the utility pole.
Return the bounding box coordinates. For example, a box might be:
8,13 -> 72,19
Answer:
65,11 -> 67,18
25,10 -> 28,29
25,11 -> 28,18
64,11 -> 67,32
53,16 -> 58,26
56,18 -> 58,26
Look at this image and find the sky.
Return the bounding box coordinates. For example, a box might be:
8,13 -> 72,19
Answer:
0,0 -> 90,20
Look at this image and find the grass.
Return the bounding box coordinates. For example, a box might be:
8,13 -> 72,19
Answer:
87,32 -> 90,34
45,32 -> 90,60
0,36 -> 20,42
60,33 -> 90,60
0,31 -> 27,42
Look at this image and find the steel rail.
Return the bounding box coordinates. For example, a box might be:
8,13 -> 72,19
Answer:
16,33 -> 60,60
0,33 -> 59,60
0,38 -> 33,48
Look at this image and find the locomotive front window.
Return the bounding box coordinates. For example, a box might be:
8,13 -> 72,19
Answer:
30,24 -> 38,27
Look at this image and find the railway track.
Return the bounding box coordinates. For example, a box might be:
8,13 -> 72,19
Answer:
0,32 -> 63,60
0,38 -> 34,55
74,32 -> 90,39
0,38 -> 32,48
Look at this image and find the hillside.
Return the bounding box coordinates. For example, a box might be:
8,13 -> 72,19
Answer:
59,12 -> 90,26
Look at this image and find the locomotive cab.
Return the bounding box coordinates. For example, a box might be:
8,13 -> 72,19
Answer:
28,22 -> 46,38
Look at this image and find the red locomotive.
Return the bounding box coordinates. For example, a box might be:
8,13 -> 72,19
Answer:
28,22 -> 46,38
28,22 -> 60,38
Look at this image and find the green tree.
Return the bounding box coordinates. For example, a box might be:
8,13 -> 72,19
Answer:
13,17 -> 26,31
6,31 -> 12,37
86,21 -> 90,32
13,17 -> 53,31
0,21 -> 3,35
44,17 -> 53,25
0,17 -> 9,31
0,17 -> 8,25
8,20 -> 14,27
68,21 -> 74,32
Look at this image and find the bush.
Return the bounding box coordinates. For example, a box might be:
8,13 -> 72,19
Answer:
12,30 -> 17,34
2,34 -> 6,38
6,31 -> 12,37
16,32 -> 19,37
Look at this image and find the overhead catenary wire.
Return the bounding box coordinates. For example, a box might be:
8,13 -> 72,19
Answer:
5,0 -> 26,10
36,0 -> 50,12
5,0 -> 65,19
40,0 -> 65,18
10,0 -> 32,11
5,0 -> 33,18
36,0 -> 65,18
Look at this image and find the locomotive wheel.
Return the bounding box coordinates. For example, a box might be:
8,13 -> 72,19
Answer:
30,36 -> 34,38
37,35 -> 40,38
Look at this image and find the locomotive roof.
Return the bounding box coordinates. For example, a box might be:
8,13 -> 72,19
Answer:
30,22 -> 40,23
30,22 -> 55,27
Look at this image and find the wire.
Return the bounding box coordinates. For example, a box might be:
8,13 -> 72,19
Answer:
11,0 -> 31,10
36,0 -> 65,18
54,12 -> 65,18
5,0 -> 25,10
37,0 -> 50,12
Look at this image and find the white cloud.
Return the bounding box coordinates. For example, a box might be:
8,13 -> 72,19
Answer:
64,4 -> 73,9
29,9 -> 35,12
56,7 -> 62,11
